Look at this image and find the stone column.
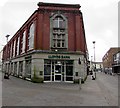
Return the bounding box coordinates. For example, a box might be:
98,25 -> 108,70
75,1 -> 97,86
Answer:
12,62 -> 14,75
9,63 -> 11,75
22,60 -> 26,79
17,62 -> 19,76
74,59 -> 80,80
31,58 -> 44,78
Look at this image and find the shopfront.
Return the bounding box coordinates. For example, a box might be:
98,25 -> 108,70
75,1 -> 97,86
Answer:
2,52 -> 87,83
30,53 -> 87,83
44,59 -> 73,82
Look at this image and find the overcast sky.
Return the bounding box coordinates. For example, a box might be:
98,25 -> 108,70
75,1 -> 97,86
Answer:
0,0 -> 119,62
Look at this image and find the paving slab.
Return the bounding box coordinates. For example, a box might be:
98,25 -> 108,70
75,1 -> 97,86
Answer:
2,72 -> 118,106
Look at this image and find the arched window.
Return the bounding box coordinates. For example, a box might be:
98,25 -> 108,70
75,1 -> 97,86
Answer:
28,23 -> 35,50
22,31 -> 26,53
17,37 -> 20,55
53,16 -> 65,28
13,40 -> 16,57
50,14 -> 68,49
10,43 -> 12,58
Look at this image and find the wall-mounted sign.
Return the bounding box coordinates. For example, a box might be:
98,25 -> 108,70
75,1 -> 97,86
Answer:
48,55 -> 70,59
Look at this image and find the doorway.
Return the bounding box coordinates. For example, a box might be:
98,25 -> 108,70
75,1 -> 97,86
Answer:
44,60 -> 73,82
54,64 -> 62,81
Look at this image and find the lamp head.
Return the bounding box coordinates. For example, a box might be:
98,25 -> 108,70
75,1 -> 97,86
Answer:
93,41 -> 95,44
5,35 -> 10,38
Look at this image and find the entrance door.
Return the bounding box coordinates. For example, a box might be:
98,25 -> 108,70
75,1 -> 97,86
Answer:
54,64 -> 62,81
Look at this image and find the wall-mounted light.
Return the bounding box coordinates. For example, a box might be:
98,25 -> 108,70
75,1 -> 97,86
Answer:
78,58 -> 81,65
55,49 -> 58,52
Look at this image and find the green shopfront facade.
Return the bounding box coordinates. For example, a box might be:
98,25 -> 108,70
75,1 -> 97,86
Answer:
2,51 -> 87,83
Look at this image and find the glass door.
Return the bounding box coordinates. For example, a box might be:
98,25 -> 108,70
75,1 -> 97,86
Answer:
54,64 -> 62,81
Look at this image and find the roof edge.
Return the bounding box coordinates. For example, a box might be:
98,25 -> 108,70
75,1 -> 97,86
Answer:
37,2 -> 81,8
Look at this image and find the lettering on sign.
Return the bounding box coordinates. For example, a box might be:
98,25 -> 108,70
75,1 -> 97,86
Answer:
48,55 -> 70,59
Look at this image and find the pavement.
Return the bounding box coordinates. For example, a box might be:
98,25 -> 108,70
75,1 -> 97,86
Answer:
2,72 -> 118,106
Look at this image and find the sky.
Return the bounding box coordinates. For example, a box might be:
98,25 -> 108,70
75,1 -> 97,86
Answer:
0,0 -> 119,62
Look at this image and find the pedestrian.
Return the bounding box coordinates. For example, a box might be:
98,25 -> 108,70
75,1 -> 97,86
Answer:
91,71 -> 95,80
90,71 -> 93,79
92,75 -> 95,80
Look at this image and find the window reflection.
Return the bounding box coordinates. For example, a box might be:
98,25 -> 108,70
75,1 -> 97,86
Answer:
28,23 -> 35,50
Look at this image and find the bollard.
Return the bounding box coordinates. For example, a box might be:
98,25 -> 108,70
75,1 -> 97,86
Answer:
79,77 -> 81,90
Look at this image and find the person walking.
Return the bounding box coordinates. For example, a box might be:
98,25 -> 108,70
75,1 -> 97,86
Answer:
91,70 -> 95,80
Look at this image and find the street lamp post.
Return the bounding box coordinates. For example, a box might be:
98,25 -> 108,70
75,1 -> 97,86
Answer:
91,56 -> 93,72
5,35 -> 10,61
6,35 -> 10,43
4,35 -> 10,79
93,41 -> 96,79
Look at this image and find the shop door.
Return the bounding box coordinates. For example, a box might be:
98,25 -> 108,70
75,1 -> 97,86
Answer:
54,64 -> 62,81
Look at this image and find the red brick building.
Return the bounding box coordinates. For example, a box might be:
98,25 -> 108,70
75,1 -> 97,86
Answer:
2,2 -> 88,82
112,51 -> 120,73
102,47 -> 120,73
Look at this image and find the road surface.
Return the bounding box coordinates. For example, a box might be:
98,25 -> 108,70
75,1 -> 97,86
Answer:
2,72 -> 118,106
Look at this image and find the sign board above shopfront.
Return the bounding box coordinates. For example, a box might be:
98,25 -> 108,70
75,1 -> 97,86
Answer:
48,55 -> 70,59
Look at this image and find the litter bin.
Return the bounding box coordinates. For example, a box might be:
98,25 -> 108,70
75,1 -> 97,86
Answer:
4,73 -> 9,79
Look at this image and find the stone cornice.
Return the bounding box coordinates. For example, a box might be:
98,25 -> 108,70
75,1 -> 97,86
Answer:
37,2 -> 81,9
32,50 -> 85,55
3,50 -> 85,62
38,8 -> 81,15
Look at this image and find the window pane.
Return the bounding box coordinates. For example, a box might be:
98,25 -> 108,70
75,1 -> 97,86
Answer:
53,20 -> 58,28
66,66 -> 73,76
10,44 -> 12,58
44,76 -> 51,81
44,65 -> 51,75
44,60 -> 51,64
17,37 -> 20,55
25,60 -> 31,78
62,40 -> 65,47
57,35 -> 61,39
62,35 -> 65,39
22,31 -> 26,53
53,34 -> 56,39
13,40 -> 16,57
28,23 -> 35,50
59,20 -> 64,28
19,61 -> 23,76
14,62 -> 17,76
53,40 -> 56,47
57,40 -> 60,47
66,76 -> 73,81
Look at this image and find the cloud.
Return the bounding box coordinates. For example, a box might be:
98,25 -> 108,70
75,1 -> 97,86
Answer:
0,0 -> 9,7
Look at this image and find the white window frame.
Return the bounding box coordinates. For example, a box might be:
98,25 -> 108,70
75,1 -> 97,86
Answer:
17,37 -> 20,55
22,31 -> 26,53
10,44 -> 12,58
50,14 -> 68,49
28,23 -> 35,50
13,40 -> 16,57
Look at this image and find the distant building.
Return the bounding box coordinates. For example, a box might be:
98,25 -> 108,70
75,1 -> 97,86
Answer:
0,50 -> 3,71
102,47 -> 120,73
95,62 -> 103,72
89,61 -> 103,72
2,2 -> 88,82
112,51 -> 120,73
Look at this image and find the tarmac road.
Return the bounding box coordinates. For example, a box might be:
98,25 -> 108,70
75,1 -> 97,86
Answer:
2,72 -> 118,106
